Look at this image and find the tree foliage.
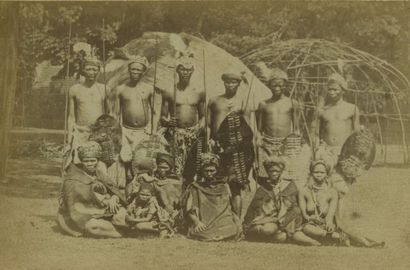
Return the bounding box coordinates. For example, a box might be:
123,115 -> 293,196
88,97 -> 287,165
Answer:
17,1 -> 410,88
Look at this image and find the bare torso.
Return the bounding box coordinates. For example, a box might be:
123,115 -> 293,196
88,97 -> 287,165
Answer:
118,82 -> 152,128
259,97 -> 294,138
208,95 -> 244,138
166,84 -> 204,128
319,100 -> 357,147
71,83 -> 106,126
302,186 -> 333,217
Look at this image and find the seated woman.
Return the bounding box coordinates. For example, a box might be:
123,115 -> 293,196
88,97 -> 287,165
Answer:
57,141 -> 124,238
298,160 -> 344,246
182,153 -> 242,241
122,182 -> 174,238
243,156 -> 306,243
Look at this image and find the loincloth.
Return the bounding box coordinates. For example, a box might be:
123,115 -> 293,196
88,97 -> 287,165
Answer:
120,125 -> 150,163
173,126 -> 199,176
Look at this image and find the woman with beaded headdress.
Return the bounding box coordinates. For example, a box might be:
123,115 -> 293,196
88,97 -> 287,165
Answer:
58,141 -> 125,238
182,152 -> 242,241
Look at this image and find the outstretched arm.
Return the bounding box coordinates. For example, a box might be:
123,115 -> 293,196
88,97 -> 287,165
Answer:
150,87 -> 162,133
325,189 -> 339,228
298,189 -> 310,221
112,86 -> 121,122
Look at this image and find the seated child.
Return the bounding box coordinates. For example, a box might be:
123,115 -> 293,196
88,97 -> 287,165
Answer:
114,182 -> 174,238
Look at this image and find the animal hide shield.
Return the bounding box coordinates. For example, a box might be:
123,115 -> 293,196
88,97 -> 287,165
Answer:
338,128 -> 376,179
215,112 -> 254,186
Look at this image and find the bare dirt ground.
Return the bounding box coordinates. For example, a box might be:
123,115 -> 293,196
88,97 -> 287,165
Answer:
1,157 -> 410,270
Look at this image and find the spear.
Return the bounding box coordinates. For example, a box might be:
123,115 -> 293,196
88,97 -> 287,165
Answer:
61,21 -> 72,176
202,48 -> 208,153
172,55 -> 178,168
152,36 -> 158,135
102,18 -> 107,114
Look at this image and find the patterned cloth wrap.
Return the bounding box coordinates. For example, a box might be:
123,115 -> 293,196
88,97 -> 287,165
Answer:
173,126 -> 200,176
214,112 -> 254,187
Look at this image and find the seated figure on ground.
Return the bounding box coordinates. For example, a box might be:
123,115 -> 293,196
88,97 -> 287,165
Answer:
115,182 -> 174,238
298,160 -> 346,246
57,141 -> 124,238
129,151 -> 182,219
182,153 -> 242,241
243,156 -> 308,244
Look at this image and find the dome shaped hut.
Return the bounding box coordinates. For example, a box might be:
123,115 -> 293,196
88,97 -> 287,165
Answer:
241,39 -> 410,164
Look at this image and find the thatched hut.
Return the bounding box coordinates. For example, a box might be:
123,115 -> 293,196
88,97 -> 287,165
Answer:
241,39 -> 410,164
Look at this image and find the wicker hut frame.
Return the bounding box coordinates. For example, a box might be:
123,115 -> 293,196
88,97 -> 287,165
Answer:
241,39 -> 410,164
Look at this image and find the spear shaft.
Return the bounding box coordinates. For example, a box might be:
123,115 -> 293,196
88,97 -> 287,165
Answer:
61,21 -> 72,176
202,49 -> 208,152
152,37 -> 158,135
102,18 -> 107,114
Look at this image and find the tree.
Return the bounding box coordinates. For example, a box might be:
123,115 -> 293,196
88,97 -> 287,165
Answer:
0,2 -> 18,179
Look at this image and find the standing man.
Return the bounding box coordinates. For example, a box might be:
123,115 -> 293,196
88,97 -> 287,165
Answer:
313,73 -> 360,163
112,56 -> 160,179
255,68 -> 300,176
65,57 -> 108,169
208,72 -> 254,219
256,68 -> 299,152
160,55 -> 205,176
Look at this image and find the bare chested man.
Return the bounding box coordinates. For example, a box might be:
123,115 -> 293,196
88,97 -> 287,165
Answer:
112,56 -> 160,179
208,72 -> 253,218
160,55 -> 205,175
255,68 -> 299,176
314,73 -> 360,162
65,57 -> 108,169
256,68 -> 298,138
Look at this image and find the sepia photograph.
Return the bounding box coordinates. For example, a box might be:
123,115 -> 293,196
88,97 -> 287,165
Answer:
0,1 -> 409,269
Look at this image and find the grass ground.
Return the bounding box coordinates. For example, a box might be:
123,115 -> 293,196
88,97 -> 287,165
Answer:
0,157 -> 409,270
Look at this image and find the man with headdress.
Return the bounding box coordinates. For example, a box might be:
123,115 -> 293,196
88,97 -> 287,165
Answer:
160,53 -> 205,176
243,156 -> 305,244
58,141 -> 126,238
207,71 -> 254,219
312,73 -> 360,163
65,57 -> 109,169
256,67 -> 300,177
182,153 -> 242,241
112,56 -> 161,180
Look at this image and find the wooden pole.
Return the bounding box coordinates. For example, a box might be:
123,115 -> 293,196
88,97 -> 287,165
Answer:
0,3 -> 18,179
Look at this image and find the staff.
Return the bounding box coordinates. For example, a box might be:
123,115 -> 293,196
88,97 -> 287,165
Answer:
102,18 -> 107,114
61,21 -> 72,176
202,48 -> 208,152
152,36 -> 158,135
